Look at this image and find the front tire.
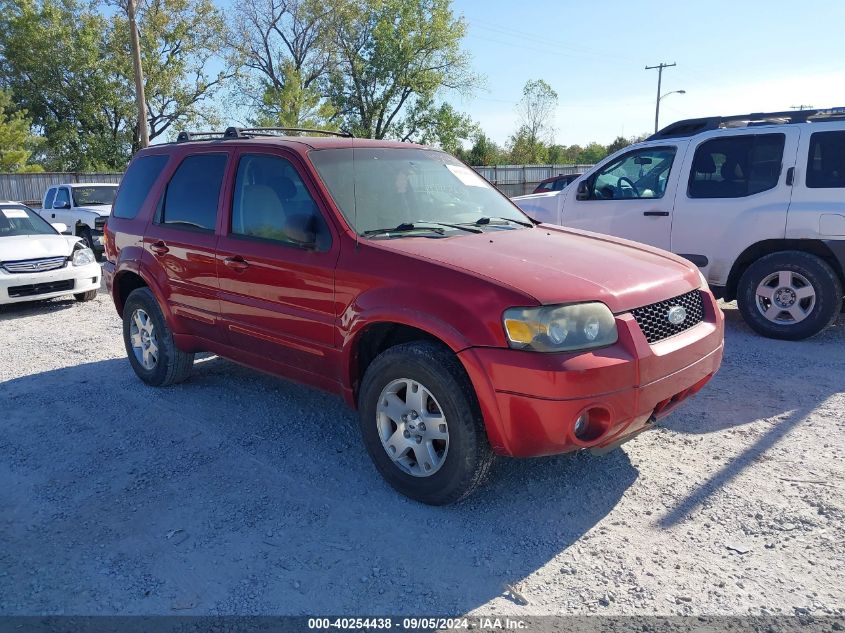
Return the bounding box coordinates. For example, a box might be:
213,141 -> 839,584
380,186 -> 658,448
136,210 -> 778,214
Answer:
122,287 -> 194,386
358,341 -> 495,505
737,251 -> 842,340
74,290 -> 97,302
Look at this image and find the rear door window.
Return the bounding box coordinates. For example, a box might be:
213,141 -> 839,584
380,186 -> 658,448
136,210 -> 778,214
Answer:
158,153 -> 227,232
44,188 -> 57,209
113,154 -> 170,219
806,131 -> 845,188
688,133 -> 785,198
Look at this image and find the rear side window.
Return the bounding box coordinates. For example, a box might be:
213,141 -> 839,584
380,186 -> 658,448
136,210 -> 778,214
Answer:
688,133 -> 785,198
113,154 -> 169,219
44,188 -> 57,209
159,154 -> 227,231
807,131 -> 845,188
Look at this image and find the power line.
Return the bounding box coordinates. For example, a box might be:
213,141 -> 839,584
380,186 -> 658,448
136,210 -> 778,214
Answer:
645,62 -> 676,133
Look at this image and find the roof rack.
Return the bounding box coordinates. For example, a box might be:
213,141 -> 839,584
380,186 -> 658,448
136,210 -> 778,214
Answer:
649,107 -> 845,140
175,130 -> 227,142
226,126 -> 354,139
175,126 -> 354,143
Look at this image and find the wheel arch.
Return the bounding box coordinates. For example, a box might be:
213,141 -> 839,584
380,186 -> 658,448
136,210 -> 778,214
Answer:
723,239 -> 845,302
346,320 -> 464,407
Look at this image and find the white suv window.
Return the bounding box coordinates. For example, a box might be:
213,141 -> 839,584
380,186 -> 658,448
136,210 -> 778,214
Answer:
587,147 -> 676,200
688,133 -> 784,198
806,131 -> 845,188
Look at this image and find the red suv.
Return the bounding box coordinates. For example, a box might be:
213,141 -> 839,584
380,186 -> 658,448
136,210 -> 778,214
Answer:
103,128 -> 724,505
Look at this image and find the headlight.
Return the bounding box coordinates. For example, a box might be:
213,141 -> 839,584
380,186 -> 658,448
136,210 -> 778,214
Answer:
72,246 -> 96,266
503,302 -> 618,352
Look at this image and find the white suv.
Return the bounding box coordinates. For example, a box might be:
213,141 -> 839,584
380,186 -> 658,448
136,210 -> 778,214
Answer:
514,108 -> 845,340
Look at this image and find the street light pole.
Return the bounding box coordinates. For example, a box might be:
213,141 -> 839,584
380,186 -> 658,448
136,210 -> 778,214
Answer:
127,0 -> 149,149
646,62 -> 676,133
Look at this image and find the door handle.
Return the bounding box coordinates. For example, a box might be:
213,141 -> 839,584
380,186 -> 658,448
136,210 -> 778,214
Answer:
150,240 -> 169,255
785,166 -> 795,186
223,256 -> 249,272
643,211 -> 670,217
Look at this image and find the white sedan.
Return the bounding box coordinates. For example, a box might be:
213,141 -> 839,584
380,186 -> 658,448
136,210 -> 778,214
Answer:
0,202 -> 101,305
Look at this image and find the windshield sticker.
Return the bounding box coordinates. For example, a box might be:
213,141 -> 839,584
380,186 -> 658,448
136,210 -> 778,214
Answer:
446,164 -> 487,187
2,208 -> 28,219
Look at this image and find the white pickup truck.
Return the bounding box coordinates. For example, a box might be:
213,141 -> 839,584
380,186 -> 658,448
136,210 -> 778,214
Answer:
39,183 -> 119,256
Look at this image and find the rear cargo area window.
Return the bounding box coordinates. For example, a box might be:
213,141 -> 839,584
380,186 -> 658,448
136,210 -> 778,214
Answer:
113,154 -> 169,219
160,154 -> 227,231
807,131 -> 845,188
688,133 -> 785,198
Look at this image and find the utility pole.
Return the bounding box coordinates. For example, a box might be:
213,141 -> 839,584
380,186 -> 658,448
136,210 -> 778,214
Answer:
646,62 -> 676,133
127,0 -> 149,149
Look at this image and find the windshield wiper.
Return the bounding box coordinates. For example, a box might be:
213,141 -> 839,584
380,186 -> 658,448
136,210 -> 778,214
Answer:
362,221 -> 481,237
472,216 -> 534,227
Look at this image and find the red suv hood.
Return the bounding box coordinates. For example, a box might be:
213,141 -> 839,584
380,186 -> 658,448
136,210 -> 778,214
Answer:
373,226 -> 700,313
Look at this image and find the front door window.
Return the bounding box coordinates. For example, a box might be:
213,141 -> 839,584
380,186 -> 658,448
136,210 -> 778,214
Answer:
588,147 -> 677,200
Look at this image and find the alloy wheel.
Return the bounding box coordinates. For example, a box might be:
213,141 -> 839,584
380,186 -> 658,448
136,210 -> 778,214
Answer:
129,308 -> 159,370
376,378 -> 449,477
755,270 -> 816,324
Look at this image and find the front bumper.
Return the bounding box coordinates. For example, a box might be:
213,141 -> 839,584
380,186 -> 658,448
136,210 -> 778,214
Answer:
0,262 -> 101,305
458,290 -> 724,457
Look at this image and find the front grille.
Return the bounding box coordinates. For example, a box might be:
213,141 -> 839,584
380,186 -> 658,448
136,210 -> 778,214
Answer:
2,256 -> 68,273
8,278 -> 74,298
630,290 -> 704,344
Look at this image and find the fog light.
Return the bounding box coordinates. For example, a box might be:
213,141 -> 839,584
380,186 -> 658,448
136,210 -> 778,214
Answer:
573,413 -> 588,438
572,407 -> 611,443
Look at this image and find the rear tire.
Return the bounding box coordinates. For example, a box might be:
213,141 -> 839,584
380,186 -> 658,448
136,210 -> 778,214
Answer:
122,287 -> 194,386
737,251 -> 842,340
74,290 -> 97,302
358,341 -> 495,505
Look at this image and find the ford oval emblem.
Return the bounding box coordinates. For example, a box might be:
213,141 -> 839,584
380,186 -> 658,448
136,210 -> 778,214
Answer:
667,306 -> 687,325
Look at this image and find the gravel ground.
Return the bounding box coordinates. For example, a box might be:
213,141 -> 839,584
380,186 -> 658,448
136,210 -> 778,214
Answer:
1,282 -> 843,617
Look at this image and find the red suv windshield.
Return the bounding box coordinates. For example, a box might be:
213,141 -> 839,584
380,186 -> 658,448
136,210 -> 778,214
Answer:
309,147 -> 530,235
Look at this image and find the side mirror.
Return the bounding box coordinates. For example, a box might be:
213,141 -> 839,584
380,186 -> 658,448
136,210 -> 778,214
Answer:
54,200 -> 70,209
576,180 -> 591,201
51,222 -> 68,234
284,213 -> 317,249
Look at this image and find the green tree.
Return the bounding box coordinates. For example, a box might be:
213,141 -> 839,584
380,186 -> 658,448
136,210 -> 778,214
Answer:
109,0 -> 235,149
578,142 -> 608,164
328,0 -> 478,139
229,0 -> 335,128
396,97 -> 477,153
0,90 -> 42,172
507,126 -> 548,164
0,0 -> 126,170
461,132 -> 503,166
515,79 -> 557,147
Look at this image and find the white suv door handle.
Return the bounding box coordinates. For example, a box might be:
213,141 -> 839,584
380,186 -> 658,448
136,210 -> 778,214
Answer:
643,211 -> 670,217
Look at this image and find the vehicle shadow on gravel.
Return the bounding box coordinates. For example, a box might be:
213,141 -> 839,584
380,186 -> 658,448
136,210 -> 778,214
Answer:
1,355 -> 638,616
0,297 -> 80,320
658,305 -> 844,528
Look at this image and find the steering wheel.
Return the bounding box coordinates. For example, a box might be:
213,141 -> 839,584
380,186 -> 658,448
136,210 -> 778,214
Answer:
616,177 -> 639,198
